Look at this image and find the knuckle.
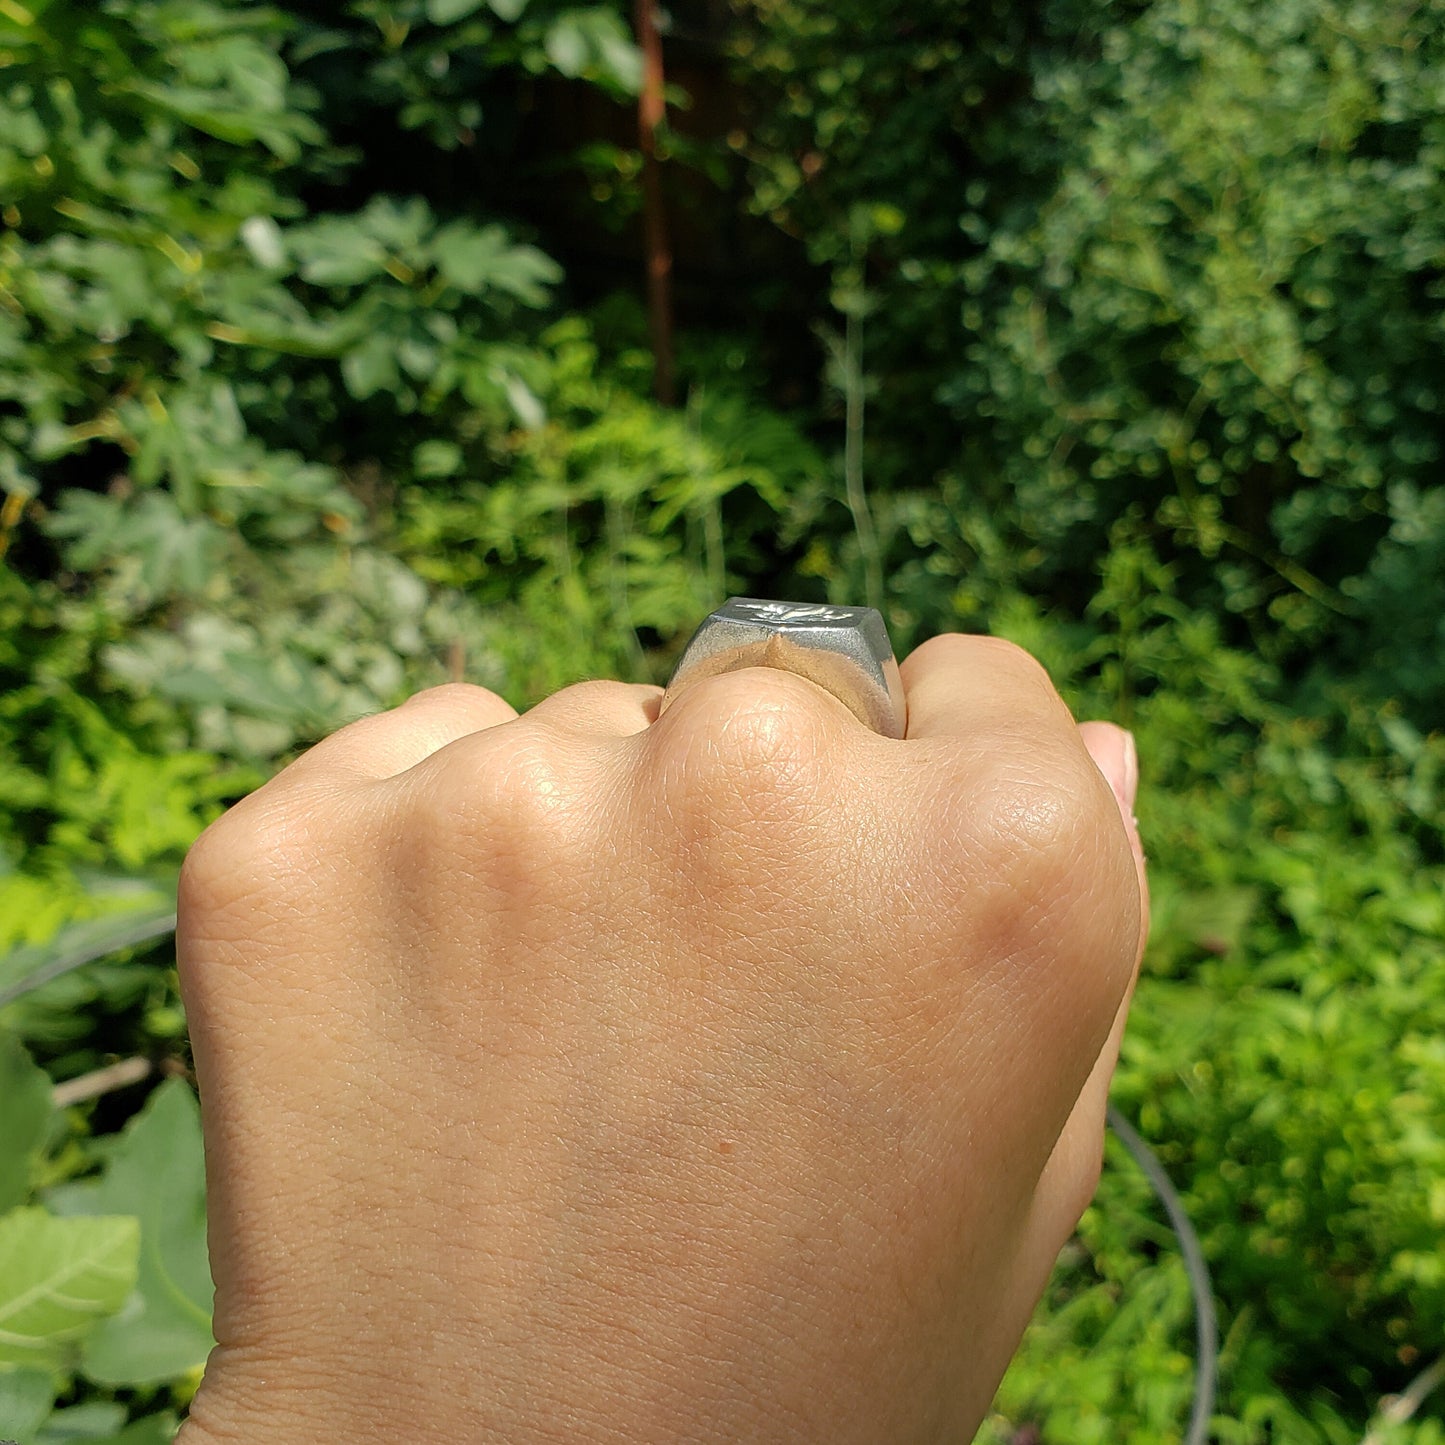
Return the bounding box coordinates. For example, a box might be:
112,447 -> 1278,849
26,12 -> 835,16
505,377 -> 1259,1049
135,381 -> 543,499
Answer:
177,815 -> 232,921
966,740 -> 1133,963
402,681 -> 516,726
975,633 -> 1054,683
423,725 -> 589,865
980,742 -> 1100,872
180,777 -> 374,926
178,797 -> 288,921
406,681 -> 491,710
656,669 -> 835,829
176,790 -> 343,997
544,678 -> 621,712
910,632 -> 1055,691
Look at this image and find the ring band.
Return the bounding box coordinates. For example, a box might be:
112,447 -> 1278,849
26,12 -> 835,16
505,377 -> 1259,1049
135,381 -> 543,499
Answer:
659,598 -> 907,738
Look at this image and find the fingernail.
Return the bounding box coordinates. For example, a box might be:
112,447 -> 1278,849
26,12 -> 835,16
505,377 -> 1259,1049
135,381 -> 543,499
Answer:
1117,731 -> 1143,865
1119,728 -> 1139,813
1080,723 -> 1143,863
1083,724 -> 1137,812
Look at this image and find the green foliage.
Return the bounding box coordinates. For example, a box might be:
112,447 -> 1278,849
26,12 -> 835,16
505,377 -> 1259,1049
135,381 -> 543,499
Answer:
734,0 -> 1445,723
399,316 -> 824,695
58,1082 -> 212,1386
0,1035 -> 193,1441
0,1209 -> 138,1369
0,1034 -> 53,1212
964,540 -> 1445,1441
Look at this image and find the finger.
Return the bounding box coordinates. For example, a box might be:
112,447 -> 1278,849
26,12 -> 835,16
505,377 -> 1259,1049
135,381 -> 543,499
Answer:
1077,721 -> 1145,875
1023,723 -> 1150,1250
522,679 -> 663,737
1077,718 -> 1150,958
285,683 -> 519,784
900,634 -> 1075,741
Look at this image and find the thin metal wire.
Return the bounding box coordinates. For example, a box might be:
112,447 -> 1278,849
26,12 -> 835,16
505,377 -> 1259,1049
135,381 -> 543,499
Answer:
0,912 -> 178,1009
1107,1104 -> 1219,1445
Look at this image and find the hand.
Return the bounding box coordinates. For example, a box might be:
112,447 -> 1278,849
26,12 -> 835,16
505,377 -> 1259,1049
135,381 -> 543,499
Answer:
175,635 -> 1146,1444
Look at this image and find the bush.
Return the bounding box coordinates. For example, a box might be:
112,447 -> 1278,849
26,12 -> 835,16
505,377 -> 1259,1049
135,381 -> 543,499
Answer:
732,0 -> 1445,723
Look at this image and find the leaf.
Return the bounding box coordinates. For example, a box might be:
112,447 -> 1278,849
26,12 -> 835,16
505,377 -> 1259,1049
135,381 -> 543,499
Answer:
103,1415 -> 179,1445
44,493 -> 227,602
426,0 -> 486,20
413,440 -> 463,479
0,1210 -> 139,1368
432,222 -> 561,304
290,224 -> 387,287
488,0 -> 528,17
35,1401 -> 125,1442
38,1406 -> 176,1444
544,13 -> 589,77
70,1083 -> 213,1385
543,10 -> 640,92
501,373 -> 546,430
238,216 -> 286,272
0,1368 -> 55,1445
0,1034 -> 53,1212
341,333 -> 400,400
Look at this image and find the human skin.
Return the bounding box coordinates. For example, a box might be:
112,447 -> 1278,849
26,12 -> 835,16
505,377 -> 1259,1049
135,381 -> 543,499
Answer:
174,634 -> 1147,1444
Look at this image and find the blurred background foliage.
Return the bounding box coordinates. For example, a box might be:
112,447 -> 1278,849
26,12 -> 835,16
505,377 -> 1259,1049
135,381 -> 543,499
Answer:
0,0 -> 1441,1439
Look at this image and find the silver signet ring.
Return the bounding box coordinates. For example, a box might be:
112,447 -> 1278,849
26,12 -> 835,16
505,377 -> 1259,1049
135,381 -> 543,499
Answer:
659,598 -> 908,739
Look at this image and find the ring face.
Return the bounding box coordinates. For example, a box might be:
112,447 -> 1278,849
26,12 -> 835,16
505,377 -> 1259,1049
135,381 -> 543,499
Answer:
660,597 -> 907,738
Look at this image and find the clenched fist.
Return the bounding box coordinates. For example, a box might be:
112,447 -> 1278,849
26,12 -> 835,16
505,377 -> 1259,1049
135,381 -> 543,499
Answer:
175,635 -> 1146,1444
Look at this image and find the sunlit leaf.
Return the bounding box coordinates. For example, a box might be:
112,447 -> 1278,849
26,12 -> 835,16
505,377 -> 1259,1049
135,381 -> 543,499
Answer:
62,1084 -> 213,1386
0,1033 -> 53,1211
0,1210 -> 139,1368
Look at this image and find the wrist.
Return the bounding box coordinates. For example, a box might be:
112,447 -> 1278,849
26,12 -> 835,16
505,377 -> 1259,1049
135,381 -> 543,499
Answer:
178,1355 -> 450,1445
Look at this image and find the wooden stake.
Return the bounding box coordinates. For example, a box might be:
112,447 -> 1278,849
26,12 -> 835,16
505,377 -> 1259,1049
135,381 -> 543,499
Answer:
634,0 -> 676,406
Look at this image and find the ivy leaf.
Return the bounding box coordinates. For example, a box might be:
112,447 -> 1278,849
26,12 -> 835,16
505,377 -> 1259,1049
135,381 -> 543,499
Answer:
0,1210 -> 139,1368
61,1083 -> 213,1386
0,1367 -> 55,1445
0,1033 -> 53,1212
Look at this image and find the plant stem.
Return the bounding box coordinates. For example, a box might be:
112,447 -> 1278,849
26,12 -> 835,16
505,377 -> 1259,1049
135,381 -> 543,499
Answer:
53,1056 -> 153,1109
843,297 -> 883,614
